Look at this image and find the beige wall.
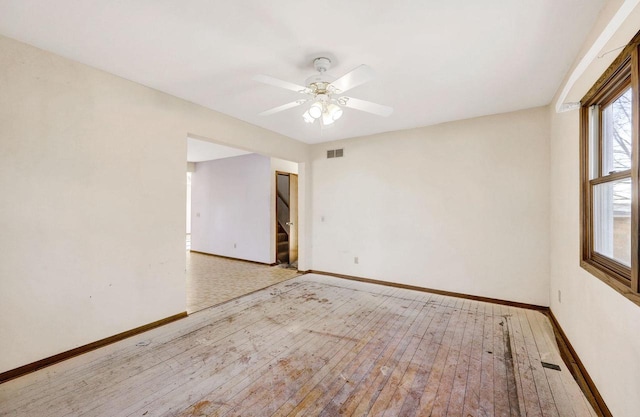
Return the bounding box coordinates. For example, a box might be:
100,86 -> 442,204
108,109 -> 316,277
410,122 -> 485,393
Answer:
0,35 -> 308,374
549,2 -> 640,416
310,107 -> 551,306
550,108 -> 640,417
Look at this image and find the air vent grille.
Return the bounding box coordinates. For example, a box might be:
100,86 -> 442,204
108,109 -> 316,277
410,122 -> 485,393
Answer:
326,148 -> 344,159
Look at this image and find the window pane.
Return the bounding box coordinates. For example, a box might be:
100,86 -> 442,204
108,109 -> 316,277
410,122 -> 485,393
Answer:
588,105 -> 600,180
602,88 -> 632,174
593,178 -> 631,266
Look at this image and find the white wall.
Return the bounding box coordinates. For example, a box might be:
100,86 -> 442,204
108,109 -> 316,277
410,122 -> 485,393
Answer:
190,155 -> 301,265
549,2 -> 640,415
191,154 -> 272,263
0,35 -> 308,374
310,107 -> 550,306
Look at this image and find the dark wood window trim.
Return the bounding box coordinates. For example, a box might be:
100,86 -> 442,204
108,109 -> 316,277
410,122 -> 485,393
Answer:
580,31 -> 640,307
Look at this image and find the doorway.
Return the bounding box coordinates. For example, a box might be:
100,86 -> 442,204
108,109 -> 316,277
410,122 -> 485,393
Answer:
185,136 -> 304,312
276,171 -> 298,267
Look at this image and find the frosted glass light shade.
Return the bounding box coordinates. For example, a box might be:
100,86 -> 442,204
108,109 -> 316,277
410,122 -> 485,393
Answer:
322,112 -> 335,125
302,110 -> 314,123
327,104 -> 343,120
309,102 -> 323,119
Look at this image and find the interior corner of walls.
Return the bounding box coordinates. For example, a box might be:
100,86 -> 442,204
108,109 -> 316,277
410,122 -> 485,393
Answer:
554,0 -> 640,108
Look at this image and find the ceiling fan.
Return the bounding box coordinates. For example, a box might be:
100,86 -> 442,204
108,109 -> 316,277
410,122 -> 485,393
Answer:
255,57 -> 393,126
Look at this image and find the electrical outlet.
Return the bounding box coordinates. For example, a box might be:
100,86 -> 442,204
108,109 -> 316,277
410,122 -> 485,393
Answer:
354,256 -> 359,264
558,290 -> 561,303
233,243 -> 237,249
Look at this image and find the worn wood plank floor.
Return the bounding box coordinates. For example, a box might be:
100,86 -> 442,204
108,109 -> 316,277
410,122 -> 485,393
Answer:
0,274 -> 596,417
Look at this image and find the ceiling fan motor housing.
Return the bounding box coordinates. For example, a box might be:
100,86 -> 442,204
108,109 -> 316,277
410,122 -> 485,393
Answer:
306,57 -> 335,88
305,74 -> 335,89
313,57 -> 331,72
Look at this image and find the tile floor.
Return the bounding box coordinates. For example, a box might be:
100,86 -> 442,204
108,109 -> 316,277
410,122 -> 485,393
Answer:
186,250 -> 301,313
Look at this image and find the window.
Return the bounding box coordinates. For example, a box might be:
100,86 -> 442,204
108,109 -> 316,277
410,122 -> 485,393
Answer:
580,33 -> 640,303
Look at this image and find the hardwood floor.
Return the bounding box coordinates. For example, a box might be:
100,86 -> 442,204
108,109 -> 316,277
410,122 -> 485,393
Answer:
0,274 -> 596,416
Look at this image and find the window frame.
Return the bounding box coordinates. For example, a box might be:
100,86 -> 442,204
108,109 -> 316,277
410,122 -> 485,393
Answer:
580,35 -> 640,305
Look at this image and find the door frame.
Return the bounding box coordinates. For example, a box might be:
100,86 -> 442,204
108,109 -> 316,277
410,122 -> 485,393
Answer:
275,170 -> 298,265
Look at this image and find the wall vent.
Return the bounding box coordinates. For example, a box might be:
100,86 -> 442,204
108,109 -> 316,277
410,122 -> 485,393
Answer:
541,362 -> 561,371
326,148 -> 344,159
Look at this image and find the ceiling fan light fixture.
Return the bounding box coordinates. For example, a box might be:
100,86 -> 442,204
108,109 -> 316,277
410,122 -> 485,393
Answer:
327,103 -> 343,121
302,110 -> 314,123
257,56 -> 393,128
322,111 -> 335,126
308,101 -> 323,119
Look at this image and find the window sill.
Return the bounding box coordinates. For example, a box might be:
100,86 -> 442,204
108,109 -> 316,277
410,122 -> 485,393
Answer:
580,260 -> 640,307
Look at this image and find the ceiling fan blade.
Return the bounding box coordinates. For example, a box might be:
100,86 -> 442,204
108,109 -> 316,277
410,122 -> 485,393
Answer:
341,97 -> 393,117
258,99 -> 307,116
331,65 -> 375,93
254,74 -> 308,94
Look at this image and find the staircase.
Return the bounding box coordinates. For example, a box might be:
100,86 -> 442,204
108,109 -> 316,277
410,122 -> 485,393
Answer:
276,176 -> 290,264
276,224 -> 289,264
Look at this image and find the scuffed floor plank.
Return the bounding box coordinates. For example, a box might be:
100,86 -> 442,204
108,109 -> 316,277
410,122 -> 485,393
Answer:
0,274 -> 597,417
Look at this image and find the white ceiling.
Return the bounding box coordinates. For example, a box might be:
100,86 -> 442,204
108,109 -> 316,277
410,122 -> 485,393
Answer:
0,0 -> 605,144
187,138 -> 251,163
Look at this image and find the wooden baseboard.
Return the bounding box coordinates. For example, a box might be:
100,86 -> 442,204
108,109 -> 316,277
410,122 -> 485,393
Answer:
309,270 -> 548,311
0,311 -> 188,385
546,310 -> 612,417
189,250 -> 277,266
